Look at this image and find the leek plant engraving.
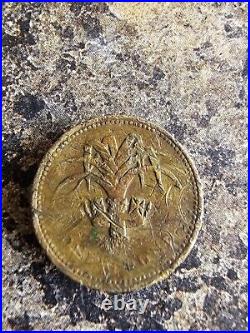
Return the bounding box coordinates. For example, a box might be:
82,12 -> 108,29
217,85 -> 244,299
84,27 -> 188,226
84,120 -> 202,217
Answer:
55,133 -> 183,251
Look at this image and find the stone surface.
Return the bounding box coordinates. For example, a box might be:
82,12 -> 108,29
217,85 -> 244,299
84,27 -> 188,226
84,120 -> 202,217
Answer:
2,2 -> 248,331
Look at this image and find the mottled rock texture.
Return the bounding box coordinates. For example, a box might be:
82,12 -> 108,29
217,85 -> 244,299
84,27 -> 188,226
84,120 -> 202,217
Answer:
3,2 -> 248,331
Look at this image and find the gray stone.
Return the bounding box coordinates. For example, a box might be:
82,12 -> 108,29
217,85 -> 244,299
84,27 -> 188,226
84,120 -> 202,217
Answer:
3,2 -> 247,330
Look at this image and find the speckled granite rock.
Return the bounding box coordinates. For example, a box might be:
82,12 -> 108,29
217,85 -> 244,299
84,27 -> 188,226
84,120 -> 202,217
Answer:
2,2 -> 248,331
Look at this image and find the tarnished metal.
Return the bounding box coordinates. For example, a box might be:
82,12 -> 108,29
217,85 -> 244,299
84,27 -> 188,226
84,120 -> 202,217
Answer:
32,115 -> 202,292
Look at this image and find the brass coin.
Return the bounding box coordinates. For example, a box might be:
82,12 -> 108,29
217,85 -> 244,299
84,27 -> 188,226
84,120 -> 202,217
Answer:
32,116 -> 202,292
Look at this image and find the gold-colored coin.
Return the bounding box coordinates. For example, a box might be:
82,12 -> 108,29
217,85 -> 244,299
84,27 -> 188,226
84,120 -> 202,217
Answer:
32,116 -> 202,292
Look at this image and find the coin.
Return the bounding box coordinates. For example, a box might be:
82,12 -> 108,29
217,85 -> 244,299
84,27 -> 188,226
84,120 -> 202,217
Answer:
32,116 -> 202,292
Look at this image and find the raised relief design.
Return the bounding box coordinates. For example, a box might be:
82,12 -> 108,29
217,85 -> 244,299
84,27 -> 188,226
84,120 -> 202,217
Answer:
33,117 -> 202,292
55,133 -> 183,253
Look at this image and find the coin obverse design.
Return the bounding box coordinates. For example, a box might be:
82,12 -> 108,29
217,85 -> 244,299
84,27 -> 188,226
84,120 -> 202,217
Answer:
32,116 -> 202,292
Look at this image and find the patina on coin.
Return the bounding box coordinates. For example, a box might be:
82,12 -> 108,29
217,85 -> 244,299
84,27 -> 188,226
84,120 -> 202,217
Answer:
32,116 -> 202,292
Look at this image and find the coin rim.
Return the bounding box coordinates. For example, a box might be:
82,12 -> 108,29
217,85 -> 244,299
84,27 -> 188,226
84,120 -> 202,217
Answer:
32,115 -> 203,293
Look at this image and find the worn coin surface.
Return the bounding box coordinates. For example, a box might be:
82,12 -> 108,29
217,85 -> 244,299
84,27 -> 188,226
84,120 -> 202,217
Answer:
32,116 -> 202,292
